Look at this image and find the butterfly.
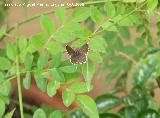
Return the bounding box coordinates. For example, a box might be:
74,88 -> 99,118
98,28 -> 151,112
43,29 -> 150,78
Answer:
66,43 -> 89,64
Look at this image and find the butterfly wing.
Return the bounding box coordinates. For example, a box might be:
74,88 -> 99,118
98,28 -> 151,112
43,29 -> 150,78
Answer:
66,45 -> 75,55
70,55 -> 78,64
79,43 -> 89,54
71,53 -> 86,64
67,44 -> 88,64
78,53 -> 87,64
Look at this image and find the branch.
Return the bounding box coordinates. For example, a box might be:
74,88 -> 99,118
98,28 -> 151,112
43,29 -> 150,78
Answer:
117,51 -> 137,65
1,0 -> 147,40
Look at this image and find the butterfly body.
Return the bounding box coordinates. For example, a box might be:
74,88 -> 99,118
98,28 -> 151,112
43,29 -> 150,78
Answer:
66,44 -> 89,64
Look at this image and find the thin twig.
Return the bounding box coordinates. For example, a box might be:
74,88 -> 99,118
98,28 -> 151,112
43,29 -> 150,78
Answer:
117,51 -> 137,65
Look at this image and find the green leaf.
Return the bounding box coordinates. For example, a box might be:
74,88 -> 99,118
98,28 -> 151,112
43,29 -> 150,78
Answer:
118,26 -> 130,39
62,88 -> 75,107
7,43 -> 17,60
33,108 -> 46,118
50,68 -> 65,82
41,105 -> 53,116
37,50 -> 48,69
65,21 -> 89,37
0,57 -> 11,70
147,0 -> 158,10
132,52 -> 159,86
119,106 -> 139,118
47,41 -> 64,56
47,80 -> 60,97
157,31 -> 160,38
138,109 -> 160,118
4,108 -> 16,118
0,72 -> 4,83
88,51 -> 103,63
28,33 -> 48,52
105,65 -> 121,86
0,25 -> 7,39
0,99 -> 5,117
89,35 -> 106,53
55,7 -> 66,24
51,53 -> 61,68
24,52 -> 33,71
72,7 -> 91,22
18,36 -> 28,51
104,0 -> 116,18
95,94 -> 122,112
69,109 -> 88,118
40,15 -> 56,35
0,48 -> 6,57
64,72 -> 81,82
59,65 -> 77,73
82,60 -> 95,83
53,27 -> 74,43
136,37 -> 145,47
117,15 -> 134,26
99,113 -> 121,118
102,21 -> 118,32
48,110 -> 62,118
0,95 -> 9,105
76,95 -> 99,118
113,73 -> 127,91
0,81 -> 11,96
116,2 -> 125,15
23,72 -> 31,89
68,82 -> 91,93
156,21 -> 160,29
90,6 -> 104,24
34,69 -> 47,92
72,39 -> 87,47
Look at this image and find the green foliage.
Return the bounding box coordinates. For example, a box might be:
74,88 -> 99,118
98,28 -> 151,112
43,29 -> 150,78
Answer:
24,52 -> 33,71
33,108 -> 46,118
55,7 -> 66,24
40,15 -> 56,35
104,0 -> 116,18
132,52 -> 160,86
0,99 -> 5,117
4,108 -> 16,118
138,109 -> 160,118
68,82 -> 90,93
89,35 -> 106,53
62,88 -> 75,107
82,60 -> 95,83
0,25 -> 7,39
76,95 -> 99,118
50,68 -> 65,82
48,110 -> 62,118
37,50 -> 48,69
99,113 -> 121,118
23,72 -> 31,89
47,80 -> 60,97
7,42 -> 17,60
0,57 -> 11,70
1,0 -> 160,117
147,0 -> 158,11
90,6 -> 104,24
47,41 -> 64,55
95,94 -> 122,112
72,7 -> 90,22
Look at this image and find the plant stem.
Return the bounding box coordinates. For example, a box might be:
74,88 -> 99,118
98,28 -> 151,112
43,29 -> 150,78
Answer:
16,38 -> 24,118
1,0 -> 147,40
117,51 -> 137,64
11,99 -> 34,112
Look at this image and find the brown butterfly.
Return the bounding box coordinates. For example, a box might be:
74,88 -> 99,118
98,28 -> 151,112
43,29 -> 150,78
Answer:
66,43 -> 89,64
